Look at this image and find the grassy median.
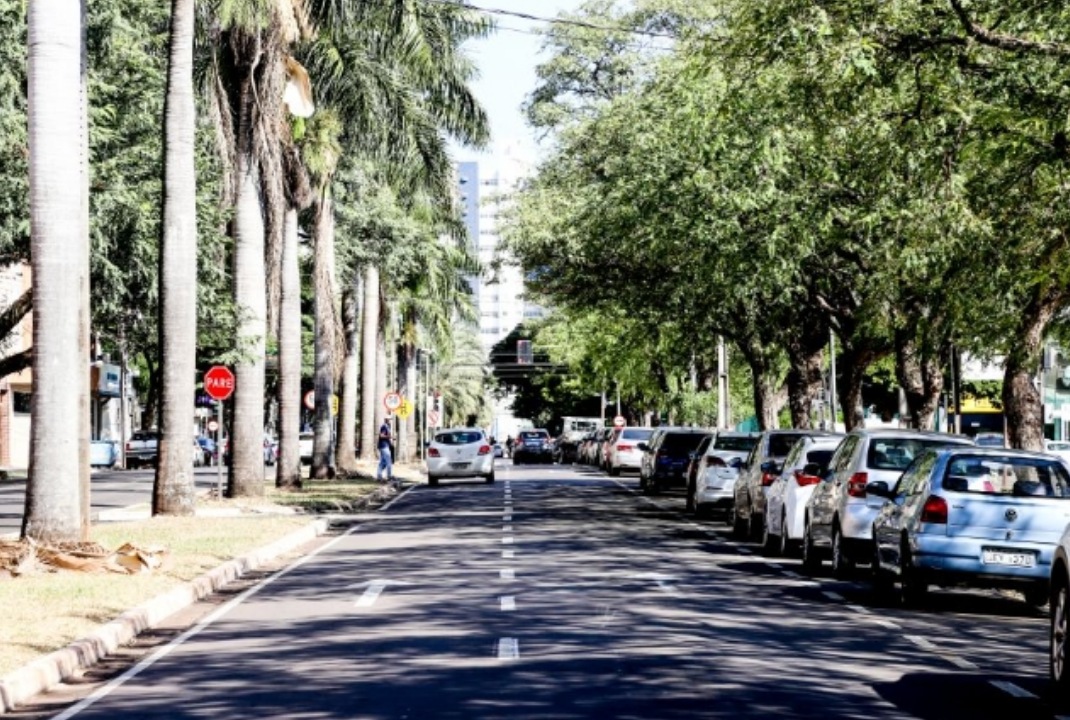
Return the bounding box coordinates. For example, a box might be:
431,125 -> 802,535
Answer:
0,470 -> 409,678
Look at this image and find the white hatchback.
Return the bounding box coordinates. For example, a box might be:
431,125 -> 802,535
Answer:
427,428 -> 495,486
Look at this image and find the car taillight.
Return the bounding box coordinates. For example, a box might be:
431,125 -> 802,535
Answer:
428,448 -> 440,458
761,472 -> 778,486
794,469 -> 821,486
847,472 -> 868,498
478,445 -> 491,455
617,444 -> 633,452
921,495 -> 948,524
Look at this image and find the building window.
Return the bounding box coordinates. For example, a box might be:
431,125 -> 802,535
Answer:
12,391 -> 30,414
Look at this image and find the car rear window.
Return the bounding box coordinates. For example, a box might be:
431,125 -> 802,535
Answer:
435,431 -> 483,445
713,435 -> 758,452
868,438 -> 963,471
519,431 -> 547,441
769,434 -> 806,457
942,455 -> 1070,497
621,428 -> 653,441
661,433 -> 707,453
806,449 -> 835,467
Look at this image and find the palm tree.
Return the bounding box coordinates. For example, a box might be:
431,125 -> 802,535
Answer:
153,0 -> 199,515
22,2 -> 88,542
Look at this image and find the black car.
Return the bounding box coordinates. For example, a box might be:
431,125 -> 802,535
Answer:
638,427 -> 709,494
513,429 -> 553,464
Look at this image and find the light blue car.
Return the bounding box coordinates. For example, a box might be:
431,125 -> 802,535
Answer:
871,446 -> 1070,606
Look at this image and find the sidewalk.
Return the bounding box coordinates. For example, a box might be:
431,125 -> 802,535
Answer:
0,463 -> 421,714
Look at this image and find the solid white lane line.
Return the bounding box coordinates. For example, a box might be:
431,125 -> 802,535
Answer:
500,569 -> 515,580
947,655 -> 979,670
355,582 -> 388,608
905,635 -> 939,652
822,591 -> 845,602
498,637 -> 519,660
502,536 -> 514,544
501,596 -> 516,611
989,681 -> 1037,699
502,550 -> 515,559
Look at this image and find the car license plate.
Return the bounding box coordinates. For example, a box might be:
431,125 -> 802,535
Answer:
981,548 -> 1036,568
450,462 -> 470,469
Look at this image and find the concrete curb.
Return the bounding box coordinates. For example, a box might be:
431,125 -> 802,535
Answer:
0,517 -> 330,714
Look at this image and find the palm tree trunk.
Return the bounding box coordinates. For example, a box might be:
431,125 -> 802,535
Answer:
359,264 -> 380,461
22,0 -> 88,542
78,0 -> 91,537
275,207 -> 302,489
335,278 -> 361,474
312,194 -> 336,479
397,342 -> 416,461
376,316 -> 388,434
228,154 -> 267,498
154,0 -> 198,515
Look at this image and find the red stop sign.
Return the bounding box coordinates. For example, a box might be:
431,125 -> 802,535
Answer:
204,365 -> 235,401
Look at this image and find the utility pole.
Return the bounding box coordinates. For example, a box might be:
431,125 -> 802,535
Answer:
717,336 -> 729,429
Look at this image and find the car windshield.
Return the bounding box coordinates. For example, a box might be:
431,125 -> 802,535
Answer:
713,435 -> 758,452
943,455 -> 1070,497
435,431 -> 483,445
621,428 -> 652,441
869,438 -> 964,471
661,433 -> 706,452
769,434 -> 806,457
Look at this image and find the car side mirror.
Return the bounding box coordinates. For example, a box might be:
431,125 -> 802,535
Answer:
868,480 -> 891,498
760,460 -> 780,474
729,457 -> 744,469
637,442 -> 649,453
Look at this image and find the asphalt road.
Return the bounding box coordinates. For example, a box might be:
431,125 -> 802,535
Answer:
0,466 -> 235,536
13,461 -> 1070,719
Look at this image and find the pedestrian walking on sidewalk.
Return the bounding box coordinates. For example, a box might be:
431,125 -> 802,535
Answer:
377,421 -> 394,482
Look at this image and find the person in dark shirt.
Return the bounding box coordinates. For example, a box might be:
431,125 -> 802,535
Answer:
377,421 -> 394,482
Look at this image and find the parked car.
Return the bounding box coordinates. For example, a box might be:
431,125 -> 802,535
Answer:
692,455 -> 746,519
606,427 -> 654,476
974,432 -> 1006,448
872,447 -> 1070,606
638,427 -> 709,495
1050,522 -> 1070,690
299,431 -> 314,464
686,431 -> 759,513
513,429 -> 553,464
804,429 -> 974,575
762,436 -> 843,555
1046,440 -> 1070,465
733,430 -> 830,539
426,427 -> 495,486
125,430 -> 159,469
683,432 -> 716,507
493,443 -> 504,459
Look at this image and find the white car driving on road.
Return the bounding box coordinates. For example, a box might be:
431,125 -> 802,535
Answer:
426,427 -> 496,486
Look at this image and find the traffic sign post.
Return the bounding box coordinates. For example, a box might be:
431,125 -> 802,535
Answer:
613,415 -> 626,429
203,366 -> 235,499
384,392 -> 402,412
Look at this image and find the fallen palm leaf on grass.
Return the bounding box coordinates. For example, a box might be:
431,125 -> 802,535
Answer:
0,539 -> 169,578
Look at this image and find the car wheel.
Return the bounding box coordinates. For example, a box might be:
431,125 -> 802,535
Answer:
732,508 -> 747,539
898,540 -> 928,606
831,524 -> 854,579
428,475 -> 439,487
761,516 -> 779,556
485,471 -> 496,484
747,512 -> 763,542
609,465 -> 620,477
1052,572 -> 1070,690
778,510 -> 791,557
872,541 -> 895,604
801,521 -> 821,574
685,482 -> 696,512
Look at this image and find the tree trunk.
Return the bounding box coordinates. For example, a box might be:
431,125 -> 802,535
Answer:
154,0 -> 198,515
895,330 -> 944,431
228,154 -> 266,498
836,343 -> 875,432
312,195 -> 337,479
401,344 -> 417,461
275,207 -> 302,489
785,347 -> 824,430
359,264 -> 380,461
376,321 -> 388,437
1003,290 -> 1062,450
739,340 -> 780,430
22,1 -> 88,542
78,0 -> 90,538
335,278 -> 361,474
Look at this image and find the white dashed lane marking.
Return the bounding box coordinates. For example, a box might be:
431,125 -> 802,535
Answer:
821,591 -> 845,602
989,680 -> 1037,699
500,569 -> 515,580
498,637 -> 519,660
905,635 -> 939,653
502,550 -> 514,559
502,537 -> 514,544
947,655 -> 979,670
501,596 -> 516,611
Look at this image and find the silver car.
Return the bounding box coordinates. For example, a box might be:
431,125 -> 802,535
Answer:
873,447 -> 1070,606
426,428 -> 496,486
804,429 -> 973,576
687,431 -> 758,516
606,426 -> 654,476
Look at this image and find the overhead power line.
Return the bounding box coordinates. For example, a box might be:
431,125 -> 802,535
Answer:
420,0 -> 679,40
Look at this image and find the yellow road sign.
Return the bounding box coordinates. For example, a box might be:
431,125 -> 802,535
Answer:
397,398 -> 413,419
